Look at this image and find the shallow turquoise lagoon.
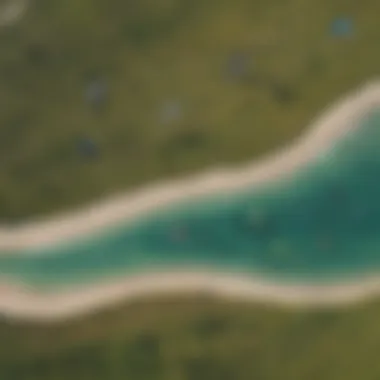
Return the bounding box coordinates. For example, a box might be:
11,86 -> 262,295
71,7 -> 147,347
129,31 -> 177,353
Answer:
1,110 -> 380,289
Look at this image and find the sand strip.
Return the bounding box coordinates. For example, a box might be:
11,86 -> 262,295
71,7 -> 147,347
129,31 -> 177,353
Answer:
0,80 -> 380,253
1,271 -> 380,322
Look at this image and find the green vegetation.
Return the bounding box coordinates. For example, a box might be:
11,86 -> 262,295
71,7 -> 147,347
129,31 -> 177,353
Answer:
0,0 -> 380,220
2,295 -> 380,379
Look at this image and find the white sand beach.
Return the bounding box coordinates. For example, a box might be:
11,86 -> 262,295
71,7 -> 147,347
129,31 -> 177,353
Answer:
1,80 -> 380,253
1,79 -> 380,320
1,270 -> 380,322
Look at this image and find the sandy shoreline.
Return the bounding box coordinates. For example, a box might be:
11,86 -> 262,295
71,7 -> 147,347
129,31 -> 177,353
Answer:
1,270 -> 380,321
1,80 -> 380,253
1,80 -> 380,319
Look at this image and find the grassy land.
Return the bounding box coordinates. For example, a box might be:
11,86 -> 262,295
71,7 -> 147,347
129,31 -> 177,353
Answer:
0,0 -> 379,220
2,295 -> 380,380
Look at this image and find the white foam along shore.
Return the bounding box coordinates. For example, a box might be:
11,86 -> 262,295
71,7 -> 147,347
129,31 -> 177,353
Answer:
1,80 -> 380,320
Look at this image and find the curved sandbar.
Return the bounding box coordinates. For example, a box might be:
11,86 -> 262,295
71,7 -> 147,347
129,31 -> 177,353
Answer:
1,80 -> 380,253
1,271 -> 380,321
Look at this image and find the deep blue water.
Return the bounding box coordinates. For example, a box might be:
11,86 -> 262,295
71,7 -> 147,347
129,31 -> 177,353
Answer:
1,109 -> 380,289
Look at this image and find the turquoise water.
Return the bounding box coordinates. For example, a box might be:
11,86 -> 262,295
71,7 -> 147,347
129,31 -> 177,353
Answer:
1,110 -> 380,289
